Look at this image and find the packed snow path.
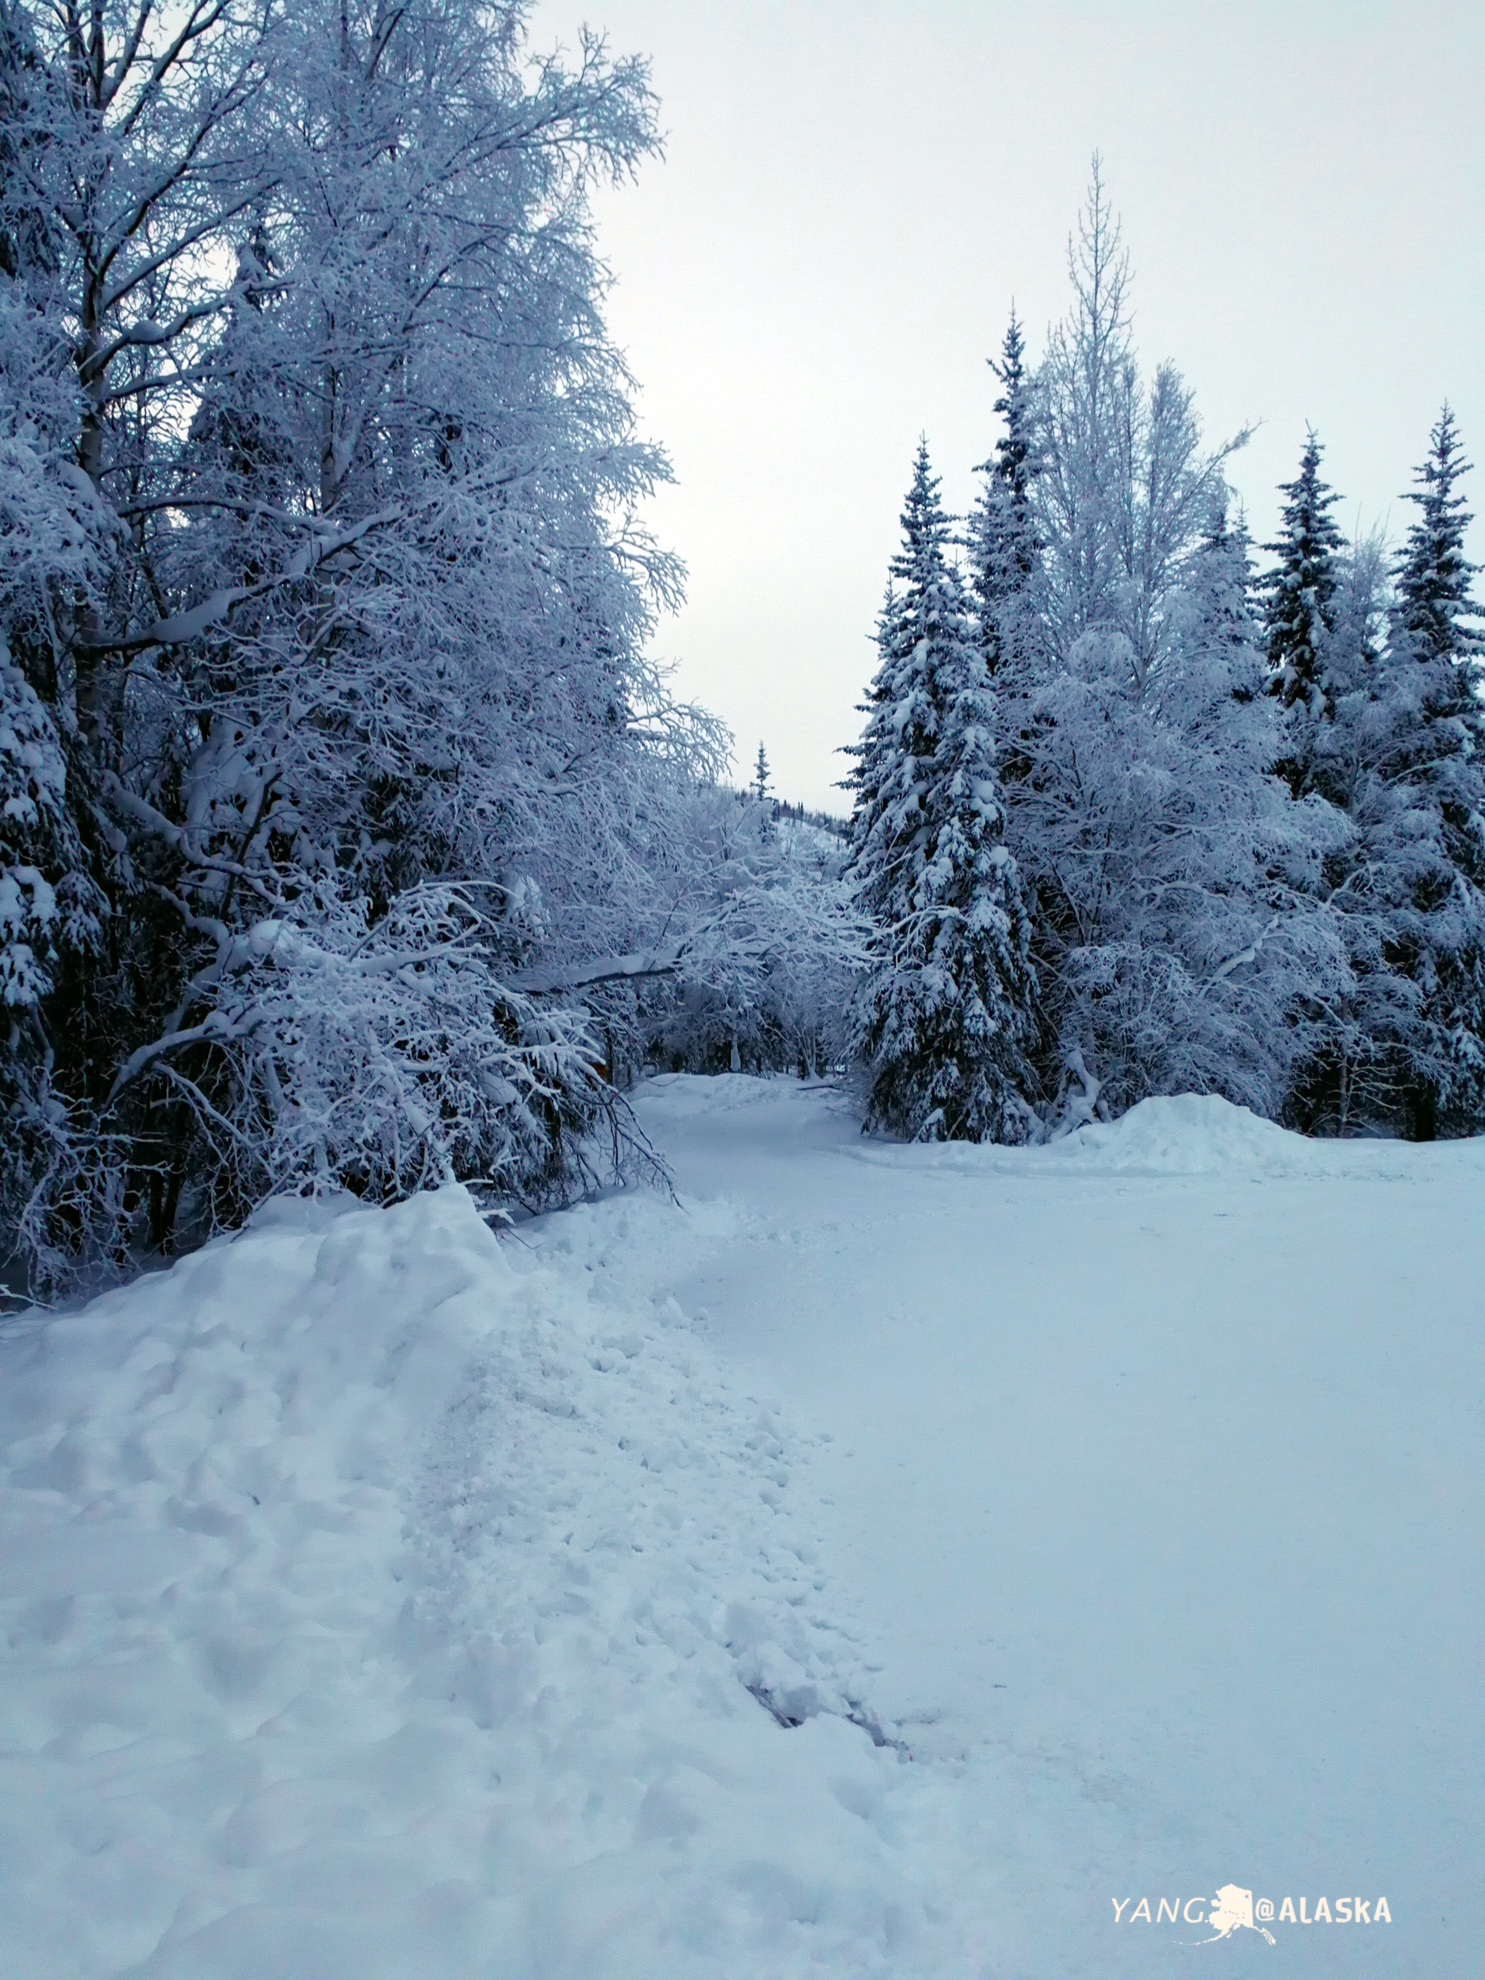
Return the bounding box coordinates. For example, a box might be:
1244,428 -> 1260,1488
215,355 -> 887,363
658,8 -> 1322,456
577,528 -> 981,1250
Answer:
634,1078 -> 1485,1975
0,1075 -> 1479,1977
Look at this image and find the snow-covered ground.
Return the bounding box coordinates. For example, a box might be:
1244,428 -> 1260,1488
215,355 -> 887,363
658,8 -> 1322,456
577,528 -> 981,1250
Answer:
2,1075 -> 1479,1977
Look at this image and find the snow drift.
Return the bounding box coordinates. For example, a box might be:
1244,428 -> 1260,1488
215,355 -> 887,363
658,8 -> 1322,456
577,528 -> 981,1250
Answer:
0,1183 -> 905,1979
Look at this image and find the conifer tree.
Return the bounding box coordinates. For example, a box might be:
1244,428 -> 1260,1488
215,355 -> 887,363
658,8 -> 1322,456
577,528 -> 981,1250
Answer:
966,307 -> 1050,826
845,442 -> 1039,1142
1388,409 -> 1485,898
1281,415 -> 1485,1139
968,309 -> 1044,684
1260,430 -> 1346,794
1393,404 -> 1484,680
752,742 -> 772,802
1366,409 -> 1485,1134
0,0 -> 118,1279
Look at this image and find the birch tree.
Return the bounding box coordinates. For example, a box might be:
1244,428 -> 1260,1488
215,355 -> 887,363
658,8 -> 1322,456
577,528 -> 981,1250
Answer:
0,0 -> 729,1286
1034,158 -> 1250,688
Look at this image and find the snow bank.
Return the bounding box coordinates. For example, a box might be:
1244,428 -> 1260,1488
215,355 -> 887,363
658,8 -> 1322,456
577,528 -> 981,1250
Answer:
1049,1091 -> 1485,1178
1050,1091 -> 1301,1173
839,1081 -> 1485,1181
0,1184 -> 908,1980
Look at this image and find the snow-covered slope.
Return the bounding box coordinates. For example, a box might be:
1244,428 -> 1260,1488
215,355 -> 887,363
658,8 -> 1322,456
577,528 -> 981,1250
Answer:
2,1076 -> 1481,1977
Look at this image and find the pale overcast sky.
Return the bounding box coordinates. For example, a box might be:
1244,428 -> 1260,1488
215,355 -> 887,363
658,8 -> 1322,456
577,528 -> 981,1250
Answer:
530,1 -> 1485,813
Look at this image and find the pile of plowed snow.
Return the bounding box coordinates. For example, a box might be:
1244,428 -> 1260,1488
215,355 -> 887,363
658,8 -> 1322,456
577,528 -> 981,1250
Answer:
1048,1091 -> 1485,1179
1050,1092 -> 1303,1173
848,1087 -> 1485,1181
0,1185 -> 903,1980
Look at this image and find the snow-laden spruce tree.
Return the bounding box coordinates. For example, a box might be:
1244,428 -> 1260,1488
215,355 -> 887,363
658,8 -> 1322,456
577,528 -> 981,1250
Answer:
1385,408 -> 1485,1133
1280,411 -> 1485,1136
1266,524 -> 1410,1132
967,310 -> 1046,694
844,443 -> 1040,1142
965,308 -> 1051,808
1395,407 -> 1485,674
1259,428 -> 1348,798
0,0 -> 125,1278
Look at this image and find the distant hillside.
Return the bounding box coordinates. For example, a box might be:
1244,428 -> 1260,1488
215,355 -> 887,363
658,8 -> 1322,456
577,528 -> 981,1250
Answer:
723,786 -> 850,838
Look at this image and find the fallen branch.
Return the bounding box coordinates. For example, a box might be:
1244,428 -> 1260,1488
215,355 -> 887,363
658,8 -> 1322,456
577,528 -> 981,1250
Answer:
511,944 -> 689,994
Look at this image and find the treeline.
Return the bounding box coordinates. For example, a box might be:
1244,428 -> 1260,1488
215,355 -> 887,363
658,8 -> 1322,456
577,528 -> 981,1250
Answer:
844,164 -> 1484,1146
725,770 -> 849,840
772,800 -> 849,837
3,15 -> 1475,1302
0,0 -> 862,1296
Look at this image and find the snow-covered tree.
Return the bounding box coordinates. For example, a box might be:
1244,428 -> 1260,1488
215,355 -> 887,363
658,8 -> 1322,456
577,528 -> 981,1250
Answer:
964,306 -> 1049,815
1393,404 -> 1484,675
0,0 -> 124,1284
637,786 -> 867,1078
978,180 -> 1327,1123
845,442 -> 1040,1142
0,0 -> 744,1290
967,309 -> 1045,691
1008,498 -> 1349,1123
1033,158 -> 1248,687
97,1 -> 696,1236
1259,428 -> 1348,798
1384,407 -> 1485,1132
1284,414 -> 1485,1137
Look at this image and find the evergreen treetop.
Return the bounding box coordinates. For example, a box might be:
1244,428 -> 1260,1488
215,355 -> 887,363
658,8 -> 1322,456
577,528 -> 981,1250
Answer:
1394,404 -> 1484,673
846,439 -> 965,898
1182,496 -> 1262,697
967,309 -> 1045,686
986,310 -> 1038,516
1261,427 -> 1346,711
